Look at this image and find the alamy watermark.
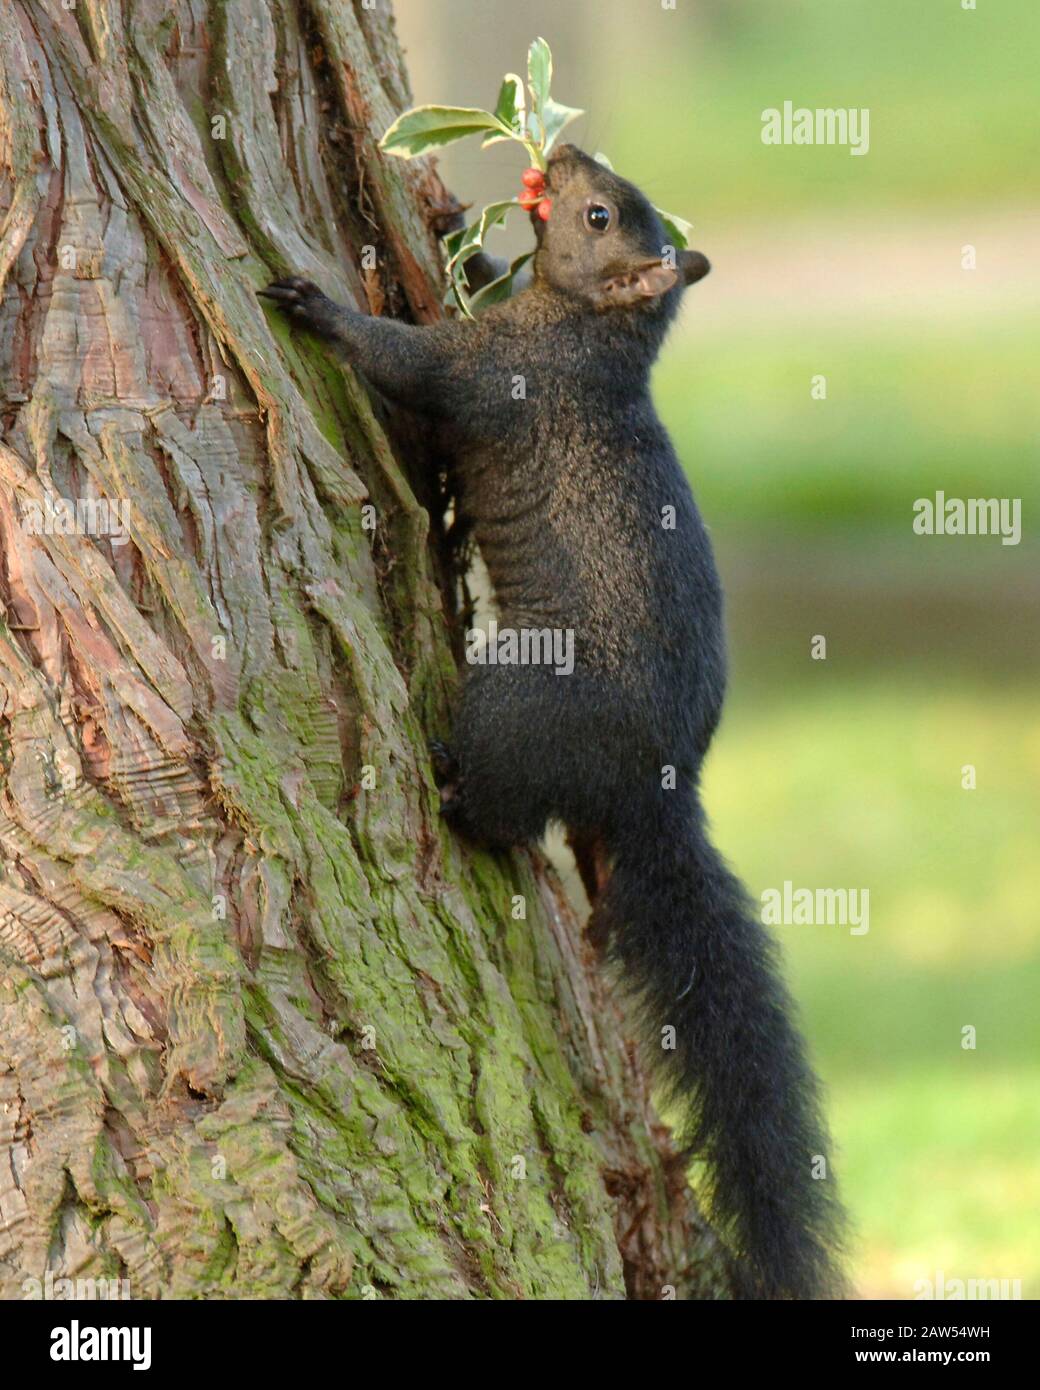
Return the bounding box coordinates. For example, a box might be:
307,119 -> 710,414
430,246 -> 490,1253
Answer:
22,493 -> 130,547
23,1272 -> 131,1300
914,1271 -> 1022,1300
761,881 -> 869,935
913,492 -> 1021,546
761,102 -> 869,156
50,1321 -> 151,1371
465,619 -> 574,677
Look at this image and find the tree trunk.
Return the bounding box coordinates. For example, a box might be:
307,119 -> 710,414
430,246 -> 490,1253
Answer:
0,0 -> 723,1300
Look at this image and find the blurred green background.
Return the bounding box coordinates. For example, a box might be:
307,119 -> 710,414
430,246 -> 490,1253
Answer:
394,0 -> 1040,1298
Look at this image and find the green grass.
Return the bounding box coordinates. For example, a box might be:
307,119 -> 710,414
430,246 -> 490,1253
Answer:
702,677 -> 1040,1297
836,1070 -> 1040,1298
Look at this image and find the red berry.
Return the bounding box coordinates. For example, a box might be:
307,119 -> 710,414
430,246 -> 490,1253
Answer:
521,167 -> 546,190
518,190 -> 541,211
537,198 -> 552,221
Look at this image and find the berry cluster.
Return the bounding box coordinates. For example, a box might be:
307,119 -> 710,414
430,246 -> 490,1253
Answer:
518,167 -> 551,221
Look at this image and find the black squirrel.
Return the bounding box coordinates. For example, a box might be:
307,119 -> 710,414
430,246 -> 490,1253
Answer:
260,144 -> 846,1300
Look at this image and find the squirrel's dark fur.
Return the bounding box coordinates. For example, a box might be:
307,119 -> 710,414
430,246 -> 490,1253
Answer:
261,145 -> 846,1299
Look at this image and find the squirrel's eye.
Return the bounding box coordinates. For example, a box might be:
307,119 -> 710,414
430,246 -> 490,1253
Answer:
584,203 -> 612,233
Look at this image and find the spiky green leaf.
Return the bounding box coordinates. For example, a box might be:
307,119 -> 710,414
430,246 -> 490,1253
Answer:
541,96 -> 583,154
482,74 -> 526,148
656,207 -> 693,249
469,252 -> 535,312
380,105 -> 511,157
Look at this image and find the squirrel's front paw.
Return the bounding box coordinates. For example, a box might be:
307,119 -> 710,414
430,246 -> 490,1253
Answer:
258,276 -> 337,334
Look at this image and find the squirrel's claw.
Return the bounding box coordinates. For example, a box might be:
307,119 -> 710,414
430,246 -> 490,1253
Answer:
258,277 -> 342,338
257,276 -> 322,308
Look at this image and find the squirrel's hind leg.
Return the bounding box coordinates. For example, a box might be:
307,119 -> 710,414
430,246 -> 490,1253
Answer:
434,666 -> 562,848
434,666 -> 625,852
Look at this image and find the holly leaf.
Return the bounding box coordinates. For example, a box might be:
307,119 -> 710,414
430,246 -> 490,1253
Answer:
380,105 -> 511,157
440,226 -> 467,261
527,37 -> 552,121
444,200 -> 520,317
445,200 -> 518,276
469,251 -> 535,313
541,95 -> 583,154
656,207 -> 694,249
482,74 -> 526,147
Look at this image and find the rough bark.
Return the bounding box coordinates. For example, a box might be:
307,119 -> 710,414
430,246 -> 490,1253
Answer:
0,0 -> 723,1299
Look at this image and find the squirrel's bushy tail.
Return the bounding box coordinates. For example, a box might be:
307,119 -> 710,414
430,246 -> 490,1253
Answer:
602,794 -> 846,1299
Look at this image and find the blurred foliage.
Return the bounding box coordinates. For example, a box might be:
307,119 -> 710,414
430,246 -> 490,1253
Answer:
656,320 -> 1039,540
606,0 -> 1040,217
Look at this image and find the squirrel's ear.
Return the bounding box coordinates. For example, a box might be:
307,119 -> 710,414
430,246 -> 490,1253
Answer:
679,249 -> 711,285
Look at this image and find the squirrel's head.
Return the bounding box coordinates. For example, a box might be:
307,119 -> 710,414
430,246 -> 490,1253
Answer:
531,145 -> 709,312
